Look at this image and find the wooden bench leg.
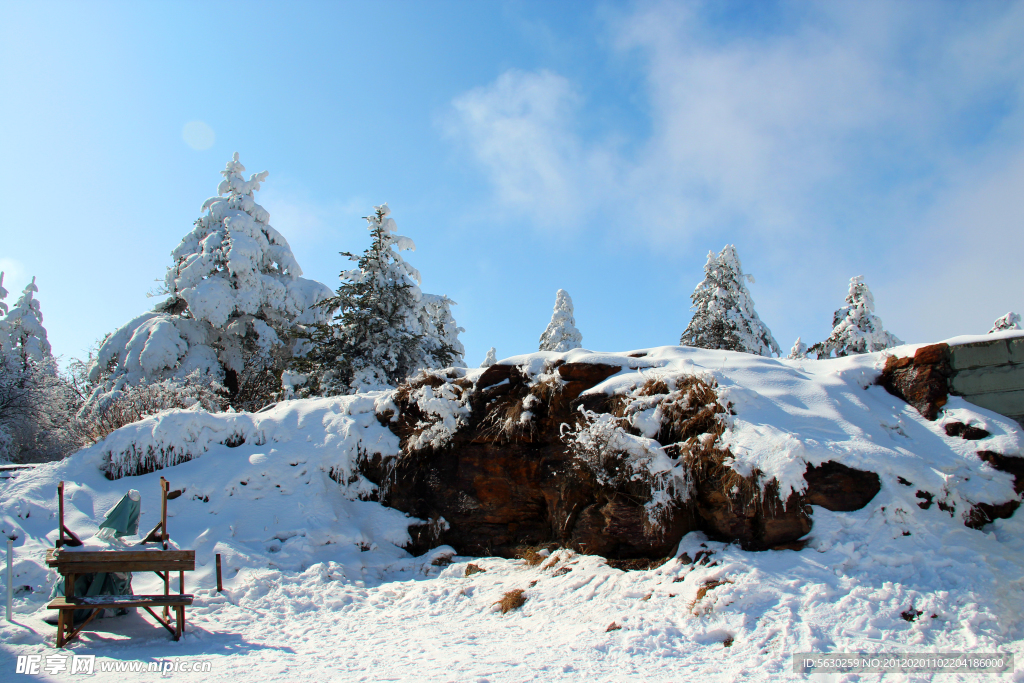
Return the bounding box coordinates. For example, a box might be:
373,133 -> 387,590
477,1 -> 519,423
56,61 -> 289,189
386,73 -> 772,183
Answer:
174,606 -> 182,641
56,608 -> 65,648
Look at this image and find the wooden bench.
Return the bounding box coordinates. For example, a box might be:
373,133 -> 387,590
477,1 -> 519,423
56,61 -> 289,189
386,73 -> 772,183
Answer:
46,549 -> 196,647
46,478 -> 196,648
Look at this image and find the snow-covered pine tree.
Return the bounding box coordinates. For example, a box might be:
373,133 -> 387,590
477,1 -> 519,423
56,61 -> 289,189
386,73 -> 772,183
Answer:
788,337 -> 807,360
296,203 -> 464,395
480,347 -> 497,368
989,312 -> 1021,333
3,277 -> 52,366
679,245 -> 781,357
419,293 -> 466,370
85,153 -> 332,413
808,275 -> 902,358
0,277 -> 83,462
539,289 -> 583,352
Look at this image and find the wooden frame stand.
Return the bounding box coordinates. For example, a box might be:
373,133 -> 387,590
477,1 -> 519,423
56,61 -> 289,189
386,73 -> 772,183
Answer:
48,478 -> 195,648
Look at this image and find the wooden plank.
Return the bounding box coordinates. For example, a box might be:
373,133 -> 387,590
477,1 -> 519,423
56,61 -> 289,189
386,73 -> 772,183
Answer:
48,550 -> 195,562
48,594 -> 194,609
143,605 -> 177,637
48,561 -> 195,573
58,482 -> 64,547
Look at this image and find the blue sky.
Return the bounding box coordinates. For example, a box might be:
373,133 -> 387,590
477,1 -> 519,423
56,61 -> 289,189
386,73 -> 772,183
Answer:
2,0 -> 1022,369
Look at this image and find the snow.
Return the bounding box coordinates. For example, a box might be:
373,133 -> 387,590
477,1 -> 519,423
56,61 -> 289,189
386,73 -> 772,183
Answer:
3,344 -> 1024,681
990,312 -> 1021,334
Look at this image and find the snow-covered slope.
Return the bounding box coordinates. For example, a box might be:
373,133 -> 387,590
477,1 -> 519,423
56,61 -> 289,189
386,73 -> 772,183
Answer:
1,343 -> 1023,681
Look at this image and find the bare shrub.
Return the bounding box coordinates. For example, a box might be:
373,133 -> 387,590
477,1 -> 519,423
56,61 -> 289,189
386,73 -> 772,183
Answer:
494,589 -> 527,614
227,346 -> 283,413
79,370 -> 225,444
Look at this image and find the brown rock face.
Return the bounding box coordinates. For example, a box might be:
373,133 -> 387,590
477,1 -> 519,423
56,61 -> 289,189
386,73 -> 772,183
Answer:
803,461 -> 882,511
371,363 -> 882,558
878,343 -> 951,420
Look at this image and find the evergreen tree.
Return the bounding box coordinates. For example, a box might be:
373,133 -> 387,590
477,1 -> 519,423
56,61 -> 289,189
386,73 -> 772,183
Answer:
0,272 -> 9,357
679,245 -> 781,357
0,277 -> 83,462
419,294 -> 467,369
787,337 -> 807,360
296,203 -> 464,394
539,289 -> 583,352
4,277 -> 51,365
989,312 -> 1021,333
809,276 -> 902,358
86,153 -> 332,412
480,347 -> 497,368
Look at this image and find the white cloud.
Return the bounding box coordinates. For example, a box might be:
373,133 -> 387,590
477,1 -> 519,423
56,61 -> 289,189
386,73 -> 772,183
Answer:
447,2 -> 1024,243
446,69 -> 616,228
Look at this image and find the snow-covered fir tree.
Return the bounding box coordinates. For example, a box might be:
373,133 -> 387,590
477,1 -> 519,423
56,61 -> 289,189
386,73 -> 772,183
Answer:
809,276 -> 902,358
480,347 -> 497,368
419,293 -> 466,370
295,203 -> 465,395
990,312 -> 1021,333
3,277 -> 52,365
0,277 -> 83,463
788,337 -> 807,360
85,153 -> 332,413
679,245 -> 781,357
539,289 -> 583,352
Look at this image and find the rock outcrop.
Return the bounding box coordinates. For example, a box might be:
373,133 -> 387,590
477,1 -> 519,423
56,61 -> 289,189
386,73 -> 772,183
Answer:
368,360 -> 881,558
878,343 -> 951,420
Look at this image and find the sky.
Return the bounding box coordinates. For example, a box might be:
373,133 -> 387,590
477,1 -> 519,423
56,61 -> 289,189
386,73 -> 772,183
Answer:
1,0 -> 1022,370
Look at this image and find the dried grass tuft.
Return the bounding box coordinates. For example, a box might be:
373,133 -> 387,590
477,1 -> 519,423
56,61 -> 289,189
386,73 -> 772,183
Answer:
494,589 -> 527,614
516,547 -> 545,567
689,579 -> 731,611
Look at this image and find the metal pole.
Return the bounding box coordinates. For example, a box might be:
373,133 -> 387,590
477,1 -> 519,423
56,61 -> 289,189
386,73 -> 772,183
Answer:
6,538 -> 12,621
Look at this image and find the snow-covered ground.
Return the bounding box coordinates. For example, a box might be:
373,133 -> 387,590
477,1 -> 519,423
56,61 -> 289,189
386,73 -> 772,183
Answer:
2,342 -> 1024,681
